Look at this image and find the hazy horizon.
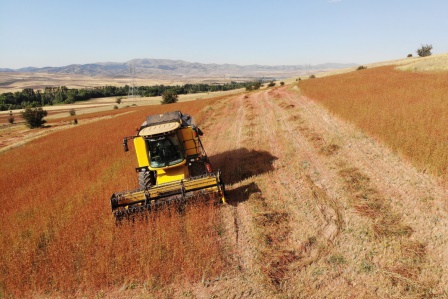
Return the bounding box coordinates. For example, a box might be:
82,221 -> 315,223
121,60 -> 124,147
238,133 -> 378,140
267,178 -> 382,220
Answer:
0,58 -> 359,71
1,0 -> 447,69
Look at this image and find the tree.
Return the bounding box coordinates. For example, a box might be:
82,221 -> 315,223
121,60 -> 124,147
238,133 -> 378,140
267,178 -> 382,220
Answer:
21,107 -> 48,128
161,90 -> 178,104
8,111 -> 14,124
416,44 -> 432,57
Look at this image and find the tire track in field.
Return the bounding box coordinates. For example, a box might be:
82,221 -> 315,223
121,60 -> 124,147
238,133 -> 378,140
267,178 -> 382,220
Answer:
270,86 -> 448,297
251,89 -> 343,292
239,94 -> 300,290
204,89 -> 344,294
194,96 -> 273,298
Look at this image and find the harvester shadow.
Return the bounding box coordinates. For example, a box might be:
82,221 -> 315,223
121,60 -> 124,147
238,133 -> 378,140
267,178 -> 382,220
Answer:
225,182 -> 262,206
209,148 -> 277,185
209,148 -> 276,206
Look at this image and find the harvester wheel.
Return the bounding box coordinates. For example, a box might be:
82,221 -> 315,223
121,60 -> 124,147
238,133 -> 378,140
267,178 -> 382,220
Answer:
138,170 -> 156,190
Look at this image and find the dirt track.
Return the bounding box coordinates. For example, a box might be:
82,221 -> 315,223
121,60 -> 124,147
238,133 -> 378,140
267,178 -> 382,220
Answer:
183,86 -> 448,298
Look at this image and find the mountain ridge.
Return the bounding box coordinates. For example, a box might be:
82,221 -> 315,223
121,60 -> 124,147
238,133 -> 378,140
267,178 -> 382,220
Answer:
0,58 -> 357,78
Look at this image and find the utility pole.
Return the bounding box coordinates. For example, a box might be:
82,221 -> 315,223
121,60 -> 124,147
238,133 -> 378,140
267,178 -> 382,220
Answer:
128,62 -> 138,99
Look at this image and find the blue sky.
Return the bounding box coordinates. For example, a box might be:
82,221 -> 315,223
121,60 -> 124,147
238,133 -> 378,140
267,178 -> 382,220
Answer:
0,0 -> 447,68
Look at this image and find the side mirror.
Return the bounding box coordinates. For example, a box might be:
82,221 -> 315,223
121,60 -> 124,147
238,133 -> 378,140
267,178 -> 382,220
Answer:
123,138 -> 129,152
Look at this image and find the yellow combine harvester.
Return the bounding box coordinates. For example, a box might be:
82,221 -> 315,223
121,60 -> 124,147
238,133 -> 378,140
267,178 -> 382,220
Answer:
110,111 -> 226,221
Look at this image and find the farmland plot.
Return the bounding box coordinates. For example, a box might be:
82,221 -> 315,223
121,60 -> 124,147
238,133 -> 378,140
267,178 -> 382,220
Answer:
1,84 -> 447,298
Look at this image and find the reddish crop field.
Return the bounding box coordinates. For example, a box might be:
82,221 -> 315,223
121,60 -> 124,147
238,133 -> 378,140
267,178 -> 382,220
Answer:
0,99 -> 228,297
299,66 -> 448,179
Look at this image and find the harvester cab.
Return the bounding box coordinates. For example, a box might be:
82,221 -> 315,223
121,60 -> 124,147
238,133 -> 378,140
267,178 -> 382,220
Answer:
111,111 -> 226,221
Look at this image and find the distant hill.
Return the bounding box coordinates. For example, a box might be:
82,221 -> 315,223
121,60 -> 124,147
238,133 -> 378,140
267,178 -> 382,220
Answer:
0,59 -> 357,78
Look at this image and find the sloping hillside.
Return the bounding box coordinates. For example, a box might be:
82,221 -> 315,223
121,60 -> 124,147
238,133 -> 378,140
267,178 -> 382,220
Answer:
1,79 -> 447,298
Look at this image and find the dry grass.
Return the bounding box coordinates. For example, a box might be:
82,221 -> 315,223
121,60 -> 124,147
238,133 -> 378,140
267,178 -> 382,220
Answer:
338,167 -> 413,238
0,72 -> 154,93
0,72 -> 203,93
0,89 -> 245,122
301,53 -> 448,80
300,65 -> 448,179
0,70 -> 256,94
335,163 -> 436,296
395,54 -> 448,72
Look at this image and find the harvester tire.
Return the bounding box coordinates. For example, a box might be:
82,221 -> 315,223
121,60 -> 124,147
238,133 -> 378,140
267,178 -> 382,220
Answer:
139,170 -> 156,190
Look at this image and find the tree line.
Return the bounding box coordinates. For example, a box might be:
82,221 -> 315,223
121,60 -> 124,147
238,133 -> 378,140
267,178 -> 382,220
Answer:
0,81 -> 259,111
